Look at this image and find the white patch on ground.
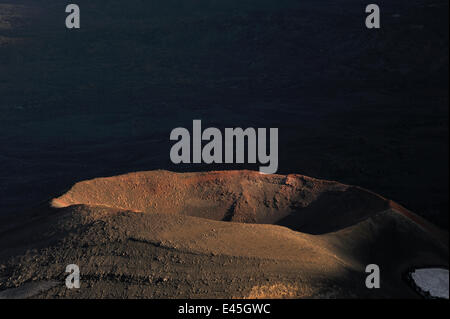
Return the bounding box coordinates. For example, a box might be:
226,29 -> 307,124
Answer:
411,268 -> 449,299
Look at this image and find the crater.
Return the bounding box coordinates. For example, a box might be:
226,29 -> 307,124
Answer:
52,170 -> 390,234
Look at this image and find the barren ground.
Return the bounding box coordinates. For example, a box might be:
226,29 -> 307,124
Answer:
0,171 -> 447,298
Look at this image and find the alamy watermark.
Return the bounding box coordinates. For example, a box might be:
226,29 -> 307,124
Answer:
365,264 -> 381,289
170,120 -> 278,174
65,4 -> 381,30
65,4 -> 80,29
65,264 -> 80,289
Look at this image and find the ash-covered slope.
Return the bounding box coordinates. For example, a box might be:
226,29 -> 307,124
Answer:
0,170 -> 447,299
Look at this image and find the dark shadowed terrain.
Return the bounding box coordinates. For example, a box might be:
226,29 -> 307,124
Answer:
0,0 -> 448,231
